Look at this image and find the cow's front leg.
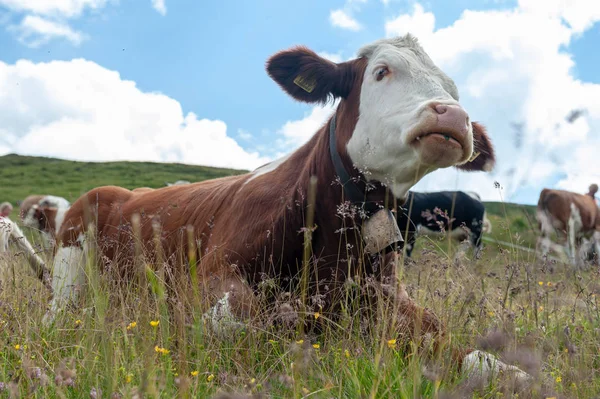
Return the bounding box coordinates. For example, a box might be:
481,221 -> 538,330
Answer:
379,251 -> 443,348
380,252 -> 532,391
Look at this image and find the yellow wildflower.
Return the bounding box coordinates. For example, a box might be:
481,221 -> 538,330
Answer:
296,339 -> 304,344
547,282 -> 553,287
75,319 -> 82,326
249,378 -> 256,384
538,281 -> 544,286
190,370 -> 199,377
556,376 -> 562,383
387,339 -> 397,349
314,312 -> 320,320
14,344 -> 20,350
127,321 -> 137,330
154,345 -> 170,355
207,374 -> 215,382
150,320 -> 160,327
344,349 -> 351,358
312,343 -> 320,349
126,374 -> 133,384
488,311 -> 495,317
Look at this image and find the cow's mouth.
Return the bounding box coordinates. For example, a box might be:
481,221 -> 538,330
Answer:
410,131 -> 464,150
407,127 -> 470,168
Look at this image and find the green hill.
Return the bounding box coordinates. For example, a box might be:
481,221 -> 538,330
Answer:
1,153 -> 540,250
0,154 -> 248,204
481,200 -> 539,249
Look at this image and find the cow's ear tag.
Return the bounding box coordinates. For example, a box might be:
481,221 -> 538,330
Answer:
468,151 -> 481,163
362,209 -> 403,254
293,75 -> 316,93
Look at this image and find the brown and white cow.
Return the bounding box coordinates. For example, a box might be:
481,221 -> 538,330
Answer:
47,35 -> 529,386
537,187 -> 600,266
20,195 -> 71,249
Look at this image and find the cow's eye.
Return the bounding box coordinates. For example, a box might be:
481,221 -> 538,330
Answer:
376,66 -> 389,81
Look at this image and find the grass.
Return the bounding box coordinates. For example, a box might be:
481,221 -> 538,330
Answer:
1,155 -> 598,398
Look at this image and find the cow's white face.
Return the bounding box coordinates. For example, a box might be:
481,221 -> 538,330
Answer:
266,34 -> 495,198
347,36 -> 474,198
23,205 -> 41,230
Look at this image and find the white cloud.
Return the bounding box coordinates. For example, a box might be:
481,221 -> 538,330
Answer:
0,59 -> 270,170
383,2 -> 600,202
384,4 -> 434,40
237,129 -> 253,141
330,9 -> 362,31
151,0 -> 166,15
11,15 -> 85,47
318,51 -> 345,63
517,0 -> 600,34
0,0 -> 109,19
0,0 -> 164,45
278,104 -> 337,148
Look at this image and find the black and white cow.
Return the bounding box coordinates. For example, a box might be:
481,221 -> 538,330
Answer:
397,190 -> 491,257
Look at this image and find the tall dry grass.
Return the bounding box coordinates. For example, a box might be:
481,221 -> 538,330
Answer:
0,201 -> 598,399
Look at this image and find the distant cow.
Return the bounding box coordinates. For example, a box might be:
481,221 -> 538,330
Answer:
0,211 -> 50,289
397,191 -> 490,258
20,195 -> 71,248
536,188 -> 600,266
46,34 -> 530,386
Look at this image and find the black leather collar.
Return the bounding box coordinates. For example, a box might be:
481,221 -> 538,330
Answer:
329,113 -> 382,217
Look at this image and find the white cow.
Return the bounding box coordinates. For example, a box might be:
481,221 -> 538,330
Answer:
0,212 -> 50,289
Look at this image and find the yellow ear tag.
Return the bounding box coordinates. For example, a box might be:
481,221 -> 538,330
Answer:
468,151 -> 481,163
293,75 -> 316,93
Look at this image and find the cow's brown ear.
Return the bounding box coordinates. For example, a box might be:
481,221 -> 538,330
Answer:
455,122 -> 496,172
266,46 -> 355,104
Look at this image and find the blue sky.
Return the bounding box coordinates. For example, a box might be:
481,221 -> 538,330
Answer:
1,0 -> 599,205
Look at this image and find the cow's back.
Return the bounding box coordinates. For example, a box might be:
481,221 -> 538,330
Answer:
404,191 -> 484,230
19,195 -> 44,221
537,188 -> 598,233
56,174 -> 258,265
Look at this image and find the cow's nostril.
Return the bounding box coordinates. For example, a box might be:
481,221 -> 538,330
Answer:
434,104 -> 448,114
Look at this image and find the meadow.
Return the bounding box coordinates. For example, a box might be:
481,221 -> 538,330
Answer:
0,154 -> 598,398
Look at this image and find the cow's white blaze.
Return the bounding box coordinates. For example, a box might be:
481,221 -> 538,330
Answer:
22,205 -> 39,229
346,35 -> 473,199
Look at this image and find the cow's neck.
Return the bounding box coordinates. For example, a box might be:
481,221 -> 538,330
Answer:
328,112 -> 389,216
283,105 -> 396,227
